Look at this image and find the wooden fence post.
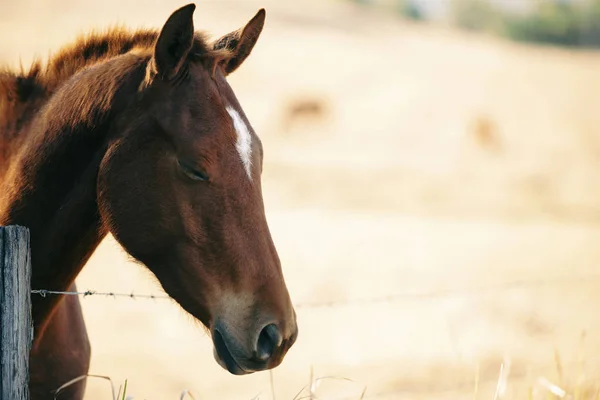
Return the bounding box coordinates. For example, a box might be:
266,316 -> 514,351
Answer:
0,225 -> 32,400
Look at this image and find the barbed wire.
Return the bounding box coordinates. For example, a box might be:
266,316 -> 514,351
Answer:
31,289 -> 170,300
30,273 -> 600,309
293,273 -> 600,308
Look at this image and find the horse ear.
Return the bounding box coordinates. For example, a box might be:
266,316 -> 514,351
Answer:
153,3 -> 196,80
212,9 -> 266,75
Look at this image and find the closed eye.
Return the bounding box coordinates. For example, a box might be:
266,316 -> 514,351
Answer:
178,160 -> 209,182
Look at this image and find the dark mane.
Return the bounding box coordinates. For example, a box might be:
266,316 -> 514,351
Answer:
0,26 -> 228,160
1,26 -> 220,92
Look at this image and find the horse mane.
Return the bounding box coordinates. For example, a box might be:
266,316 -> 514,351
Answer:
0,26 -> 230,145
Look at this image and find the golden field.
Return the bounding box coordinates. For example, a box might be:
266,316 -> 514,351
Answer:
3,0 -> 600,398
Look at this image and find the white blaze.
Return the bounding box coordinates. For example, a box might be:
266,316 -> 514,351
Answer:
226,106 -> 253,181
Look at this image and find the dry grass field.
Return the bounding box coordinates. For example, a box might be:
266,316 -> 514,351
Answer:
3,0 -> 600,398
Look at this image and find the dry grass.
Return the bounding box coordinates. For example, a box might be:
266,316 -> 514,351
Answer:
54,350 -> 600,400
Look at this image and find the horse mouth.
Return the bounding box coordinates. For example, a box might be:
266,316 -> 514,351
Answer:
212,330 -> 253,376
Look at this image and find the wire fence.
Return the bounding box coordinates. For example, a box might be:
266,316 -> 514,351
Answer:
30,272 -> 600,309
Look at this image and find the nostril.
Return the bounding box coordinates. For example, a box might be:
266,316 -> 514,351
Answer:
256,324 -> 282,362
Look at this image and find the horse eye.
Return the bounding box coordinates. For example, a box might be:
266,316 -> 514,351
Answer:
178,160 -> 209,182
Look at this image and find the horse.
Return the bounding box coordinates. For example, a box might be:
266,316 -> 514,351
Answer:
0,4 -> 298,398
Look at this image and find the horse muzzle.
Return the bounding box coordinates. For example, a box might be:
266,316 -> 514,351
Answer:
211,317 -> 298,375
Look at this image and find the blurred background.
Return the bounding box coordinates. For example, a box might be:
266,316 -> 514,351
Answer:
3,0 -> 600,398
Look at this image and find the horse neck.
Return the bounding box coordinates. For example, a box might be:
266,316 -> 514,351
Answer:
0,53 -> 147,333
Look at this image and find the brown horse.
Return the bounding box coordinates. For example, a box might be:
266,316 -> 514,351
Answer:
0,4 -> 298,398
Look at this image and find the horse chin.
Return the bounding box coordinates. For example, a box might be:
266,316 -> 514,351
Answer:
212,347 -> 253,376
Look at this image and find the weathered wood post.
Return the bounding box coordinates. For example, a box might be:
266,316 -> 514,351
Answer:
0,225 -> 32,400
